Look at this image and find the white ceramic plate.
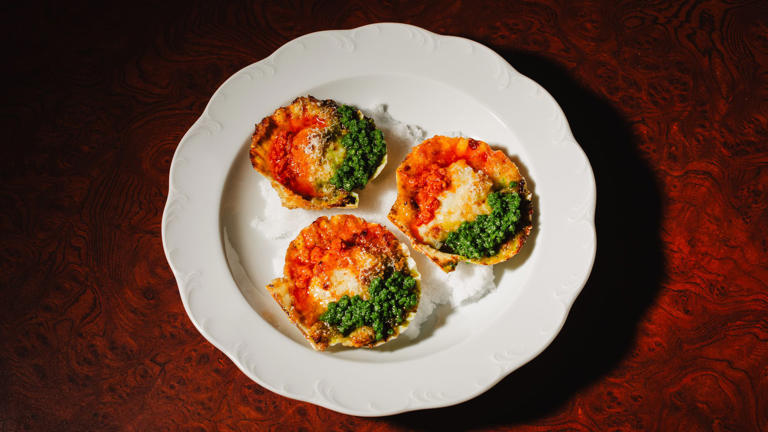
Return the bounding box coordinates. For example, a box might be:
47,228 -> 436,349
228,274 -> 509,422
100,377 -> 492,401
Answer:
162,23 -> 596,416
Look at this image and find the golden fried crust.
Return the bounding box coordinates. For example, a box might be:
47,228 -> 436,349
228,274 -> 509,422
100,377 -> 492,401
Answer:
388,136 -> 533,272
266,215 -> 420,351
249,96 -> 358,209
266,276 -> 332,349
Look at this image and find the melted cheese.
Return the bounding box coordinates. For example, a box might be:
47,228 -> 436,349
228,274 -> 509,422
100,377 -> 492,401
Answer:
417,160 -> 493,247
295,131 -> 329,182
330,268 -> 366,297
292,129 -> 346,196
316,138 -> 346,195
306,246 -> 380,309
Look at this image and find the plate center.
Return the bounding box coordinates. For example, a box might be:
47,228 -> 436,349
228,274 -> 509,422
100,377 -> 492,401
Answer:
220,74 -> 538,362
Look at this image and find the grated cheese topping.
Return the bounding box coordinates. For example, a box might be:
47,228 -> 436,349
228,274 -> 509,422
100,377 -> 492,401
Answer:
295,130 -> 346,196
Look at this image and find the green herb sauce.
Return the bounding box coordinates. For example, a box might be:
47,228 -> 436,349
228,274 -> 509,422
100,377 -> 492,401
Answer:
318,270 -> 418,341
442,191 -> 522,259
329,105 -> 386,191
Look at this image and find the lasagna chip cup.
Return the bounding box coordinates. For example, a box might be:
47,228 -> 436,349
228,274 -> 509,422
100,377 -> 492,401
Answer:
388,136 -> 533,272
250,96 -> 387,209
267,215 -> 420,351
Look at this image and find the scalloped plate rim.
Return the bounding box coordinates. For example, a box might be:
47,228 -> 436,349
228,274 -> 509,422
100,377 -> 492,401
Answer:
162,22 -> 597,416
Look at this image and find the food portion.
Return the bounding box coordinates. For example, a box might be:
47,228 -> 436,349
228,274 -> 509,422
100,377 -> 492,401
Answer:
267,215 -> 420,350
250,96 -> 387,209
388,136 -> 533,272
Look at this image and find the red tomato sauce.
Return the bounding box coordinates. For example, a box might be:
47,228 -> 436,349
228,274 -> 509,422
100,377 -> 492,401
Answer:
403,164 -> 449,241
285,216 -> 399,323
400,137 -> 493,241
268,115 -> 326,197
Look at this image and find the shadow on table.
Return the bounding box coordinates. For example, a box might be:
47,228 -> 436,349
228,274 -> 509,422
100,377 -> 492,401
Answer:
389,51 -> 664,428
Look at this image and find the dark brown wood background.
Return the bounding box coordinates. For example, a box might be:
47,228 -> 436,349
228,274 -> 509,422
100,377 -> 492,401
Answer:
2,0 -> 767,430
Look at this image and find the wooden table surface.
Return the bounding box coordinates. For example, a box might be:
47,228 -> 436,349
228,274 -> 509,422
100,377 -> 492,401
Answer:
2,1 -> 767,430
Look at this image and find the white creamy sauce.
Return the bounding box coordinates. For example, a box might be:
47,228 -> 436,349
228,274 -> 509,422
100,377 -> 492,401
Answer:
306,248 -> 380,308
417,160 -> 493,247
308,268 -> 365,309
300,130 -> 346,195
300,131 -> 333,184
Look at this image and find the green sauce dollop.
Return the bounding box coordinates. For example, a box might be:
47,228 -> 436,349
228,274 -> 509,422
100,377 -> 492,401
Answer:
318,270 -> 418,341
329,105 -> 386,191
442,191 -> 522,259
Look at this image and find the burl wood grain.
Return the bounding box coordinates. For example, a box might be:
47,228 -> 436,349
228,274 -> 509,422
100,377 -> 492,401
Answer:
1,1 -> 767,430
